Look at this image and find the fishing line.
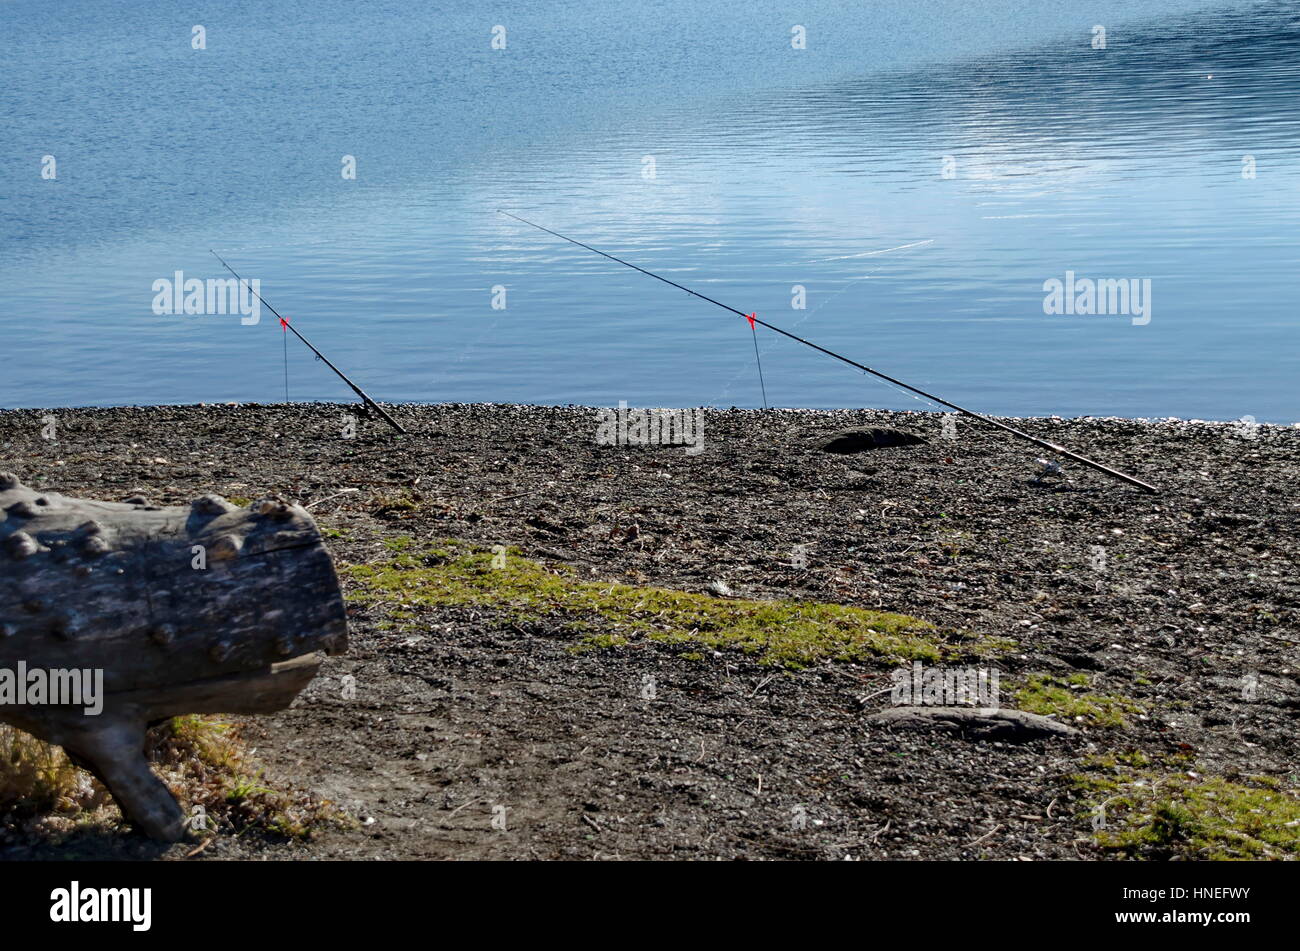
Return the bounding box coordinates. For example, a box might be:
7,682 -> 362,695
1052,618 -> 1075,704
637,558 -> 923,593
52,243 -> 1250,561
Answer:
747,313 -> 769,409
713,240 -> 934,407
498,210 -> 1157,493
710,271 -> 880,407
210,250 -> 408,435
282,320 -> 290,402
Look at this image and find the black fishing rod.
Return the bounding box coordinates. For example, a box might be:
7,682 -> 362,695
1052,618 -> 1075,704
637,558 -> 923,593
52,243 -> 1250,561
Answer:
210,251 -> 408,435
498,211 -> 1158,494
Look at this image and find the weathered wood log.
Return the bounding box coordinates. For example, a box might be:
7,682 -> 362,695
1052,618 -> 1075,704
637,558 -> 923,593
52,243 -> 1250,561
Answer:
0,472 -> 347,841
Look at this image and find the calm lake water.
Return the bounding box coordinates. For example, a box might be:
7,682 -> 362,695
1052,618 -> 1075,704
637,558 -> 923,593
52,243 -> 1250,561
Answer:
2,0 -> 1298,421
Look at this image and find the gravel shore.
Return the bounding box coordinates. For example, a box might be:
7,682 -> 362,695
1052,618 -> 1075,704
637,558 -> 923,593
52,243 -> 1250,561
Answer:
1,402 -> 1296,860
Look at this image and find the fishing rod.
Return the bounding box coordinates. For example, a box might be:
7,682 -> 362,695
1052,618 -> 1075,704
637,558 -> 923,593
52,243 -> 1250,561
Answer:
498,211 -> 1158,494
210,251 -> 408,435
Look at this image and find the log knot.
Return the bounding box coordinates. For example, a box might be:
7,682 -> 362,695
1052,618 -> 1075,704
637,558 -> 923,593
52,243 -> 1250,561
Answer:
209,534 -> 244,561
252,497 -> 293,520
5,531 -> 40,560
5,500 -> 38,520
191,494 -> 236,517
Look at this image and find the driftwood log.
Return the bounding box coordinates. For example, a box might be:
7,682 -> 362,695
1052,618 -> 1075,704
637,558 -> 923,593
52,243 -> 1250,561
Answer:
0,472 -> 347,841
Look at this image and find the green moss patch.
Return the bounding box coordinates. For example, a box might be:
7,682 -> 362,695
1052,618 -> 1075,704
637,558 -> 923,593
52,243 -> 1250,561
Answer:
1014,673 -> 1143,728
347,539 -> 958,668
1075,760 -> 1300,860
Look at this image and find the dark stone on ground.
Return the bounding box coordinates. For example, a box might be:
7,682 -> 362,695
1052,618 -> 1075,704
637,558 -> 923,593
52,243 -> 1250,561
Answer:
816,428 -> 927,453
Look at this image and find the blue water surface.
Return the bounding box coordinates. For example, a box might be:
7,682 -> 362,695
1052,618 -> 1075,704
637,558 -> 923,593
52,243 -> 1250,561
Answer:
1,0 -> 1297,421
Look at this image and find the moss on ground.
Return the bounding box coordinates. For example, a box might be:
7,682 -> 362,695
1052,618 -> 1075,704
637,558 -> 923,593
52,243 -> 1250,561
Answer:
347,538 -> 969,668
1074,758 -> 1300,859
0,717 -> 344,844
0,724 -> 98,823
149,715 -> 346,840
1014,673 -> 1143,728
